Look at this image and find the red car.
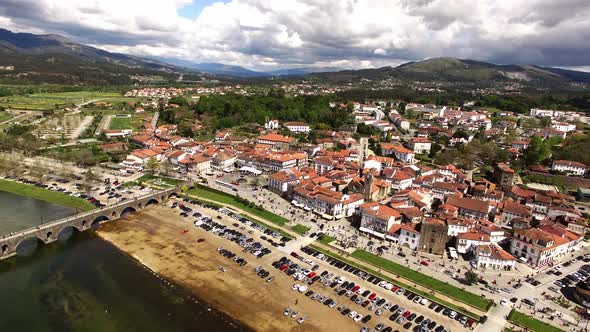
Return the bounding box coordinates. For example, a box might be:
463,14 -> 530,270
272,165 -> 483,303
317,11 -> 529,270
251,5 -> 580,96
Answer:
351,286 -> 360,292
307,272 -> 316,278
290,252 -> 299,258
368,293 -> 377,300
402,310 -> 411,318
392,286 -> 399,292
420,260 -> 429,266
280,264 -> 289,271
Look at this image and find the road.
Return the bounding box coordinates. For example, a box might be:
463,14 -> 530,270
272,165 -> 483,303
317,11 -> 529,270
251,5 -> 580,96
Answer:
69,115 -> 94,142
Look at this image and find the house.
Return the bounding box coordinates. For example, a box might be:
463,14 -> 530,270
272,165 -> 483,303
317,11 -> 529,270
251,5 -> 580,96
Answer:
99,142 -> 127,153
447,218 -> 473,236
358,202 -> 402,236
409,137 -> 432,154
215,131 -> 230,141
381,143 -> 415,163
268,170 -> 300,195
552,122 -> 576,133
456,231 -> 490,254
211,150 -> 237,171
284,121 -> 311,133
510,225 -> 583,267
475,244 -> 516,271
396,224 -> 420,250
445,196 -> 491,220
552,160 -> 587,176
497,201 -> 532,228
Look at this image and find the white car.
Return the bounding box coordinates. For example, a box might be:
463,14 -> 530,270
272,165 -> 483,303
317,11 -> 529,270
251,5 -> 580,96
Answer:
356,288 -> 366,295
500,298 -> 509,306
353,314 -> 363,322
378,281 -> 388,288
298,285 -> 308,293
292,284 -> 300,291
385,283 -> 394,290
348,310 -> 358,318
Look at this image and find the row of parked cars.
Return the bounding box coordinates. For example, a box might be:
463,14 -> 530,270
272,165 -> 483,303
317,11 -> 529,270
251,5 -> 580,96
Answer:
3,175 -> 109,208
553,262 -> 590,288
300,246 -> 480,330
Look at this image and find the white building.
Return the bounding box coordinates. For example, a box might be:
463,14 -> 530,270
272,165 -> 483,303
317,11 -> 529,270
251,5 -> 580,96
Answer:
409,138 -> 432,154
552,122 -> 576,133
265,119 -> 280,130
552,160 -> 587,176
510,225 -> 582,267
358,202 -> 402,236
475,244 -> 516,271
284,121 -> 311,133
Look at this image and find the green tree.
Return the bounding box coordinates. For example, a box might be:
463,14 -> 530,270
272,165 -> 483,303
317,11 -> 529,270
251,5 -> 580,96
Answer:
465,270 -> 479,285
144,157 -> 159,174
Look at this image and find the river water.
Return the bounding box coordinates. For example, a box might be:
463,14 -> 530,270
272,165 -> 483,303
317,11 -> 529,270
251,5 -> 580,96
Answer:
0,191 -> 246,332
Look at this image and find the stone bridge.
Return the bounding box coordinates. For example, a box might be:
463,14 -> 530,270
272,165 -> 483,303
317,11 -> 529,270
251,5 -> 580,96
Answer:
0,186 -> 184,260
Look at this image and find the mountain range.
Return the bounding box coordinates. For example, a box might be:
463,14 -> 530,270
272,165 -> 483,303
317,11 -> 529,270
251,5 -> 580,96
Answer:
0,28 -> 589,88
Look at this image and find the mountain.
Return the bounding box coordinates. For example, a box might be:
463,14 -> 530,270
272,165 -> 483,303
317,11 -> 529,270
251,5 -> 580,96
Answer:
158,57 -> 342,77
311,57 -> 590,87
0,29 -> 196,84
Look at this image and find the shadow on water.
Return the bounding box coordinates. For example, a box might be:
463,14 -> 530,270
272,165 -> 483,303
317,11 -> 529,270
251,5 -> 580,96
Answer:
0,227 -> 250,332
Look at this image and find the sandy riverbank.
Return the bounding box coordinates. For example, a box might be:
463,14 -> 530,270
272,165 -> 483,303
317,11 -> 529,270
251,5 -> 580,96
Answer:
97,206 -> 360,332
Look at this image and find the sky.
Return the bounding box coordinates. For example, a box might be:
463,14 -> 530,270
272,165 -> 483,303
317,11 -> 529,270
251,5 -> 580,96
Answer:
0,0 -> 589,72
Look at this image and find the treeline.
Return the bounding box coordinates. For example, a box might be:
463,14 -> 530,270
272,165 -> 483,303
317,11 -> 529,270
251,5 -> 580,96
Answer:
0,84 -> 127,97
336,88 -> 590,114
194,94 -> 353,130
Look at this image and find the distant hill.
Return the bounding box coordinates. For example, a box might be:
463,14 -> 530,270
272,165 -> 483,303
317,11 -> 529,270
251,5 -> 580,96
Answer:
0,29 -> 196,85
311,57 -> 590,87
159,57 -> 341,77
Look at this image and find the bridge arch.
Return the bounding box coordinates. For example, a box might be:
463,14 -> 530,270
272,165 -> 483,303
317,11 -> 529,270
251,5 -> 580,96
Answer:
120,206 -> 137,217
91,215 -> 110,229
15,236 -> 44,256
46,231 -> 53,241
81,220 -> 88,230
137,202 -> 142,209
146,198 -> 159,206
58,225 -> 81,240
2,244 -> 8,255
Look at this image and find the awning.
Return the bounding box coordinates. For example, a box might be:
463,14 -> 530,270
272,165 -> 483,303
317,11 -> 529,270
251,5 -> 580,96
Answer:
239,166 -> 262,175
321,213 -> 333,220
359,227 -> 386,239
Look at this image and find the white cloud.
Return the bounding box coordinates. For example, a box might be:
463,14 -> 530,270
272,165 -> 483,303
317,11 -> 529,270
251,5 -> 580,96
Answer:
1,0 -> 589,70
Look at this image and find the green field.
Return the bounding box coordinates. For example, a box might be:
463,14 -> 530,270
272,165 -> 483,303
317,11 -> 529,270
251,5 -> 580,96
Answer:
188,185 -> 289,226
318,234 -> 336,244
508,310 -> 564,332
351,250 -> 492,311
109,116 -> 132,130
0,111 -> 12,122
310,245 -> 481,319
0,179 -> 96,211
0,91 -> 126,111
291,224 -> 310,235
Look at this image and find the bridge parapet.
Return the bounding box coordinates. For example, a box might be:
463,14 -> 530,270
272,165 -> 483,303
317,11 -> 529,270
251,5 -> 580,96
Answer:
0,187 -> 179,260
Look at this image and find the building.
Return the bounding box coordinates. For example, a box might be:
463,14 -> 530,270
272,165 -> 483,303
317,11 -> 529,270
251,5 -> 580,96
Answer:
474,244 -> 516,271
494,163 -> 515,188
552,122 -> 576,133
497,201 -> 532,228
358,202 -> 402,237
445,196 -> 491,220
456,231 -> 490,254
552,160 -> 587,176
381,143 -> 415,163
396,224 -> 420,250
409,137 -> 432,154
265,119 -> 279,130
284,121 -> 311,133
257,133 -> 293,150
267,170 -> 300,195
417,218 -> 447,255
510,225 -> 583,267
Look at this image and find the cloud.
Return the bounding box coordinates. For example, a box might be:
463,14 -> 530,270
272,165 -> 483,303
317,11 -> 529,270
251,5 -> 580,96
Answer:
0,0 -> 589,70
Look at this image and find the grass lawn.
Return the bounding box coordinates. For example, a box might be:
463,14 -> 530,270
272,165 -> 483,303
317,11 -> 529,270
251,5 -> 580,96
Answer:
109,116 -> 132,130
0,179 -> 95,211
188,185 -> 289,226
0,91 -> 124,111
352,250 -> 492,311
240,214 -> 294,239
310,245 -> 481,319
135,174 -> 183,188
0,111 -> 12,122
508,310 -> 564,332
291,224 -> 311,235
318,234 -> 336,244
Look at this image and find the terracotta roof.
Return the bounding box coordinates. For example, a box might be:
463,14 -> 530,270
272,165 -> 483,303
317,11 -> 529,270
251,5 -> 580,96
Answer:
361,202 -> 401,220
501,201 -> 532,217
458,231 -> 490,242
446,196 -> 490,214
553,160 -> 587,168
478,244 -> 515,261
257,133 -> 293,143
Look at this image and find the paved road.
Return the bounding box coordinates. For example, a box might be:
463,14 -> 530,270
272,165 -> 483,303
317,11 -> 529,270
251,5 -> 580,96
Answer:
69,115 -> 94,142
475,304 -> 510,332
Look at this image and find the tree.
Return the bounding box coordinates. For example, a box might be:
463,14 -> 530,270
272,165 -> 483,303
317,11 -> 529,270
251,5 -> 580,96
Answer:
465,270 -> 479,285
181,184 -> 189,193
144,157 -> 159,174
540,117 -> 552,128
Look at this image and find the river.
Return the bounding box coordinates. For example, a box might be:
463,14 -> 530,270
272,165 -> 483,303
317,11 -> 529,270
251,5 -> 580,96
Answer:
0,191 -> 246,332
